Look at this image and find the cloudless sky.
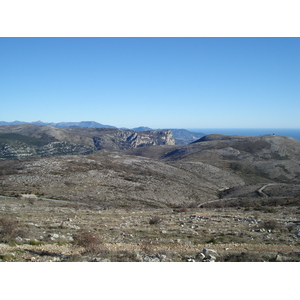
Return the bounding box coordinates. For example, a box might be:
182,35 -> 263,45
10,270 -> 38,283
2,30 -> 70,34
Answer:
0,37 -> 299,128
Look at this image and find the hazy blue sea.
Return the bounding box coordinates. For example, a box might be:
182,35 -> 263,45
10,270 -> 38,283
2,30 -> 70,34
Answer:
188,128 -> 300,141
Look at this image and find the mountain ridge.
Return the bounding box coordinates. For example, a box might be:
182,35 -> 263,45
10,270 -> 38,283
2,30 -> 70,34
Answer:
0,121 -> 205,145
0,124 -> 175,160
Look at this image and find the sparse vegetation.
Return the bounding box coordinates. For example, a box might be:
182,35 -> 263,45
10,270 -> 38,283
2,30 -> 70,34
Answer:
0,195 -> 299,262
0,129 -> 300,261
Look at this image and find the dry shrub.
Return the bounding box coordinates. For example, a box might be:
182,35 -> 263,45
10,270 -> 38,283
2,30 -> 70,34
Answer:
167,203 -> 189,212
73,229 -> 103,253
169,204 -> 188,212
149,216 -> 162,225
175,206 -> 188,212
0,217 -> 21,242
261,219 -> 281,231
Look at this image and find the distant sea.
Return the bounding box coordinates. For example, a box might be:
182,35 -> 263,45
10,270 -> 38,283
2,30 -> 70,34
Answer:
188,128 -> 300,141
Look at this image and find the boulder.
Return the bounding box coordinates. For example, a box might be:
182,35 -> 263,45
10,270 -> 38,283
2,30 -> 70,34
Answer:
203,248 -> 218,258
196,252 -> 205,260
187,258 -> 196,262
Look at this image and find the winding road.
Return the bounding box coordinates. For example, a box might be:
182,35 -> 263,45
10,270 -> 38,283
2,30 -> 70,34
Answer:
256,183 -> 277,197
198,183 -> 280,207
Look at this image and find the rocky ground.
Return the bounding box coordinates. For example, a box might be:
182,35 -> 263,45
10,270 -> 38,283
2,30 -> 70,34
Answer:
1,194 -> 299,262
0,153 -> 243,208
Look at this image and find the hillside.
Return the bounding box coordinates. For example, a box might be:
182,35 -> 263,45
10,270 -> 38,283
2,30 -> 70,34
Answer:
125,133 -> 300,203
0,132 -> 299,262
0,124 -> 175,159
1,132 -> 299,206
127,134 -> 300,183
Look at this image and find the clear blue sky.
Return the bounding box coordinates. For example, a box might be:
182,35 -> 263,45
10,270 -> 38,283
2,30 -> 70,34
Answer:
1,37 -> 299,129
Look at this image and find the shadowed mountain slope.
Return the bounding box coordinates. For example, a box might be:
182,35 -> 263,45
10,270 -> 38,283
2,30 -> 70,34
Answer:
126,134 -> 300,184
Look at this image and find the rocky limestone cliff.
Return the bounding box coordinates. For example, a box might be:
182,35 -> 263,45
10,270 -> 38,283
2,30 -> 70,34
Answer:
93,130 -> 175,151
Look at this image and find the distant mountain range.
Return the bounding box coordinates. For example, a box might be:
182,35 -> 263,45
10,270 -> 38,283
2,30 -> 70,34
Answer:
0,120 -> 117,129
0,121 -> 205,145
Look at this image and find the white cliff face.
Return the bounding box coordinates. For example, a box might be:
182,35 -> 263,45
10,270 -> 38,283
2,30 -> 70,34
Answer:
129,130 -> 175,148
93,130 -> 175,150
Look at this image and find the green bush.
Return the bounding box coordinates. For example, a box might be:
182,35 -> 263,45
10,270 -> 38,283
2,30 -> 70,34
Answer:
0,254 -> 15,262
28,240 -> 44,246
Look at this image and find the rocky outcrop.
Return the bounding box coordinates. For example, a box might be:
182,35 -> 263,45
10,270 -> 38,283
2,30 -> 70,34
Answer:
93,130 -> 175,150
132,127 -> 205,145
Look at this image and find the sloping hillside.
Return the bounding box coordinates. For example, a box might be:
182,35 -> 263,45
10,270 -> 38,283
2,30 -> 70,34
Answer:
0,125 -> 175,159
127,134 -> 300,184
